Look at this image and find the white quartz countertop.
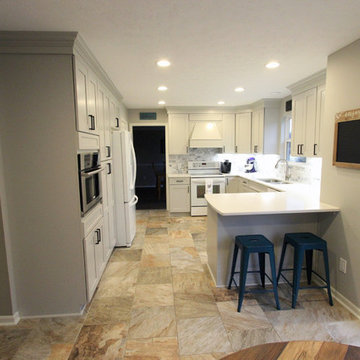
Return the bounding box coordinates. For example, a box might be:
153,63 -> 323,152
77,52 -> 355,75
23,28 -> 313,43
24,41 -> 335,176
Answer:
205,192 -> 340,216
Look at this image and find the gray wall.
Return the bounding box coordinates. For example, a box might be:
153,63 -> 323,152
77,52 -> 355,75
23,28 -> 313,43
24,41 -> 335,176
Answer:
0,54 -> 87,316
319,39 -> 360,307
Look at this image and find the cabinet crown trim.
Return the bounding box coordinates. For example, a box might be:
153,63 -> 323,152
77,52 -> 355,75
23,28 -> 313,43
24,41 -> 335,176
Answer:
287,69 -> 326,95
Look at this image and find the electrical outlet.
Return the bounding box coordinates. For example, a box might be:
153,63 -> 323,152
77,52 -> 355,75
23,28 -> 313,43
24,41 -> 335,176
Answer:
339,257 -> 347,274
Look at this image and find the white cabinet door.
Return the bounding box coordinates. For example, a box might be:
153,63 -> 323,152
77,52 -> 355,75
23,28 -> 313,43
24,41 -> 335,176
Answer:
102,208 -> 112,262
97,84 -> 106,160
94,221 -> 105,275
291,87 -> 317,156
108,203 -> 116,248
225,177 -> 239,193
75,60 -> 89,133
168,114 -> 189,154
314,84 -> 325,157
104,93 -> 112,159
87,71 -> 98,134
222,114 -> 235,153
169,184 -> 190,212
235,112 -> 252,153
251,109 -> 264,154
84,229 -> 97,300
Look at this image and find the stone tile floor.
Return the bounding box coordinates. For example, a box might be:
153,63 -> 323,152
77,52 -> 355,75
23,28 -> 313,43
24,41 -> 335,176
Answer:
1,209 -> 360,359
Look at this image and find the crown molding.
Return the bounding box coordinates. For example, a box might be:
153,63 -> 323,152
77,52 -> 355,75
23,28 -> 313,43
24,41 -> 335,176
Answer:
287,69 -> 326,95
0,31 -> 77,54
0,31 -> 123,101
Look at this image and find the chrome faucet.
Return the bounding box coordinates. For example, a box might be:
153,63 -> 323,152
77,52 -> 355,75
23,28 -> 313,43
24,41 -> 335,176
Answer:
275,159 -> 290,181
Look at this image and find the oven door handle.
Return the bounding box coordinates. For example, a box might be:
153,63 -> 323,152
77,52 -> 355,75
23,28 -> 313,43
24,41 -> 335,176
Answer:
81,167 -> 104,177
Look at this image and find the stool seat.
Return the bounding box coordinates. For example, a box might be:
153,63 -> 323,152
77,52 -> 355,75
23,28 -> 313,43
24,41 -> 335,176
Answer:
229,234 -> 280,312
285,232 -> 327,249
277,232 -> 333,308
235,234 -> 273,252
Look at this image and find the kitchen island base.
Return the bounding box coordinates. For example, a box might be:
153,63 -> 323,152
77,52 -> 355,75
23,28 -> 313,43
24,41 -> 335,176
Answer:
207,206 -> 338,287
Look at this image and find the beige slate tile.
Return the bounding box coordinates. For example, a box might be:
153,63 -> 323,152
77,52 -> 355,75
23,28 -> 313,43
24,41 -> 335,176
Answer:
110,249 -> 142,262
47,343 -> 73,360
133,284 -> 174,308
137,266 -> 172,285
180,354 -> 226,360
95,277 -> 136,298
177,316 -> 232,356
145,227 -> 168,236
174,293 -> 219,319
68,323 -> 127,360
103,261 -> 139,281
143,242 -> 170,255
0,328 -> 31,360
172,272 -> 212,295
141,254 -> 171,268
125,337 -> 179,359
128,306 -> 176,339
85,296 -> 133,325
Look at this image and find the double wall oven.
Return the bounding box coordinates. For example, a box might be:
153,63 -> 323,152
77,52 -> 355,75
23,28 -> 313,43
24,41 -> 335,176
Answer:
188,161 -> 225,216
78,151 -> 103,216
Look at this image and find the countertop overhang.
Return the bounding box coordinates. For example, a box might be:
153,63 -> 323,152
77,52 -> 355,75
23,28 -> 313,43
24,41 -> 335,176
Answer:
205,192 -> 340,216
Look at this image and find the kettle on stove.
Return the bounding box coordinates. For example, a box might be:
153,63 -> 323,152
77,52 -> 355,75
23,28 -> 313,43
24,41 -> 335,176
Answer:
220,160 -> 231,173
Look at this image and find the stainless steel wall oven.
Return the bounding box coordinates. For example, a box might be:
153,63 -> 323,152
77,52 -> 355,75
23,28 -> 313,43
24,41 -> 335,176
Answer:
78,151 -> 103,215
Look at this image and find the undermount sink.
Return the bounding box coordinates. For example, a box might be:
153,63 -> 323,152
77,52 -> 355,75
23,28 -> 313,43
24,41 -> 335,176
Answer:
258,178 -> 291,185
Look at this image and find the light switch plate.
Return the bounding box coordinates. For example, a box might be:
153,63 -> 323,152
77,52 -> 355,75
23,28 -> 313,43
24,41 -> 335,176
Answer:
339,257 -> 347,274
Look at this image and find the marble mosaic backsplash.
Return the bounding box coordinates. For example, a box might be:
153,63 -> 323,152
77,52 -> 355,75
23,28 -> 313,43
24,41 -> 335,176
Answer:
168,148 -> 322,187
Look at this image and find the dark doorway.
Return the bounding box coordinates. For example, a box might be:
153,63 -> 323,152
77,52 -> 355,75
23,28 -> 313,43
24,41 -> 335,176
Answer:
133,126 -> 166,209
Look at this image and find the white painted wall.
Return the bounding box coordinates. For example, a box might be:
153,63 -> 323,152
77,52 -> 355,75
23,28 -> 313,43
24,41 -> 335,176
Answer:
319,39 -> 360,307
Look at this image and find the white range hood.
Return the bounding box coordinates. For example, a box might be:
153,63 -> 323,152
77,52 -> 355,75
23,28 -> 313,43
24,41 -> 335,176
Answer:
189,121 -> 224,148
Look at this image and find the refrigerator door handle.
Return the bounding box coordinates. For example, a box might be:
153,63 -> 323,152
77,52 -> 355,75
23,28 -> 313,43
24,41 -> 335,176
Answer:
129,195 -> 139,207
130,139 -> 137,190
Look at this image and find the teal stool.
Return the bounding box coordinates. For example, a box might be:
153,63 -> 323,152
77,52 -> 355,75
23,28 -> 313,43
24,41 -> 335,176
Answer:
228,234 -> 280,312
277,232 -> 333,308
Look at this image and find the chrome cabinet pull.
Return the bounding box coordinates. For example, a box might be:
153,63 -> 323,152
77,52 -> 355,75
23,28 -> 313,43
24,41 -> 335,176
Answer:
313,144 -> 317,156
107,163 -> 111,174
235,145 -> 238,153
95,229 -> 101,244
115,117 -> 120,128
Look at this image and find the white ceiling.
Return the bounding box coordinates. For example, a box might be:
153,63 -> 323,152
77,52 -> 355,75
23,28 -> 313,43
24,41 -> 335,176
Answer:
1,0 -> 360,108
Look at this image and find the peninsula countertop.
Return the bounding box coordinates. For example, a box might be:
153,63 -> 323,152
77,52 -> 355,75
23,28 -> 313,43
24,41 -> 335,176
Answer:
205,192 -> 340,216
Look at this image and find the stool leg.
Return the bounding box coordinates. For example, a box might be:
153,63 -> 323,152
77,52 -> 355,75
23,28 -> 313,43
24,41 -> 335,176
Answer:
258,252 -> 265,288
305,250 -> 313,285
292,248 -> 304,308
277,240 -> 288,284
269,250 -> 281,310
228,244 -> 239,290
322,247 -> 334,306
237,249 -> 249,312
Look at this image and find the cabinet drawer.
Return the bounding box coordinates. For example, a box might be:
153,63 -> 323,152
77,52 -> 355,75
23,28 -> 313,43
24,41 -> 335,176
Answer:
169,177 -> 190,185
78,132 -> 100,150
82,202 -> 103,237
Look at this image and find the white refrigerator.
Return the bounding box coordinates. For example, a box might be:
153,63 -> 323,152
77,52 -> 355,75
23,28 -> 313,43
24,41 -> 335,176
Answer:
112,130 -> 138,247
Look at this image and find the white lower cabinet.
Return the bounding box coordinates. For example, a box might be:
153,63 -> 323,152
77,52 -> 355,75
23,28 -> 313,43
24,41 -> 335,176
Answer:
83,217 -> 104,301
225,177 -> 239,193
169,177 -> 190,212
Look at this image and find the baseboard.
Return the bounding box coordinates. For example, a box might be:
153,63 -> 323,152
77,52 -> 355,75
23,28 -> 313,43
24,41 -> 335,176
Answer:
0,311 -> 20,325
313,278 -> 360,320
329,286 -> 360,320
20,309 -> 85,320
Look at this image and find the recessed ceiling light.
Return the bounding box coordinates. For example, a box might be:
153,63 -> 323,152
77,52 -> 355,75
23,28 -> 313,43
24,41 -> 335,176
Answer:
157,85 -> 168,91
234,87 -> 245,92
157,59 -> 171,67
266,61 -> 280,69
217,101 -> 225,105
158,100 -> 166,105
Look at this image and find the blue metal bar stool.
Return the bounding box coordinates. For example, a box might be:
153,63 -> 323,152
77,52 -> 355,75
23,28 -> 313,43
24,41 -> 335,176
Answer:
228,234 -> 280,312
277,232 -> 333,309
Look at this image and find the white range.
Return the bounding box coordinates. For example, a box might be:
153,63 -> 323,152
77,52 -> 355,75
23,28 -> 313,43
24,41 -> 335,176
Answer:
188,161 -> 226,216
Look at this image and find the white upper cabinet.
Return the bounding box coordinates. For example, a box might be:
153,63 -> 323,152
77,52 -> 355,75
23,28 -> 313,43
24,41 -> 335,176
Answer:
288,70 -> 326,158
222,114 -> 235,153
235,112 -> 252,153
168,113 -> 189,154
251,108 -> 264,154
75,58 -> 99,135
291,87 -> 317,157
